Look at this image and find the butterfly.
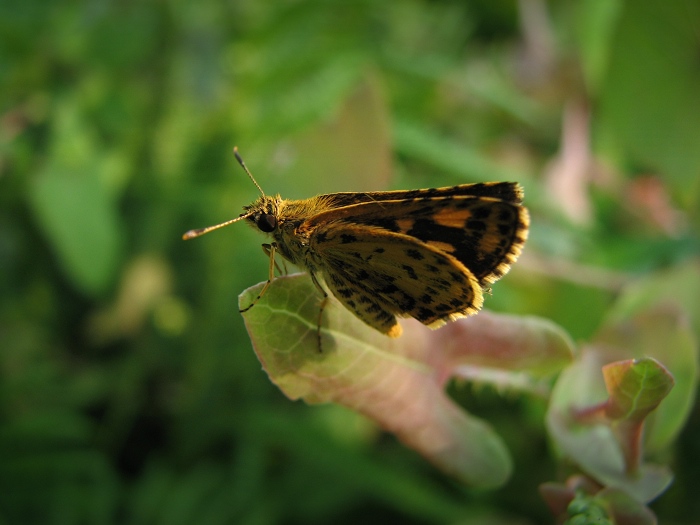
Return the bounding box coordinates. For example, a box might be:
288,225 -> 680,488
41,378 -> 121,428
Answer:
184,148 -> 529,339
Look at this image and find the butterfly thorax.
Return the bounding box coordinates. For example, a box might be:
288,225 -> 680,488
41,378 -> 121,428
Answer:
244,194 -> 331,268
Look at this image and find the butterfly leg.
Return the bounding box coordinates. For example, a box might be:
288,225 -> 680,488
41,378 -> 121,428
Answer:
262,243 -> 286,275
239,242 -> 278,313
309,271 -> 328,353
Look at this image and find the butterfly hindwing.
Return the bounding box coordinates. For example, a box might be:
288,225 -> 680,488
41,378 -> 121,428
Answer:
310,224 -> 483,335
320,268 -> 403,337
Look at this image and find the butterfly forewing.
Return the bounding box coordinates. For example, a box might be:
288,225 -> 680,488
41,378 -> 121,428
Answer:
302,185 -> 529,287
314,181 -> 524,210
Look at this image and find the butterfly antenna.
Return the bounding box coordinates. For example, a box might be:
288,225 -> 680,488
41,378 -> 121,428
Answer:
234,146 -> 265,197
182,147 -> 264,240
182,210 -> 255,240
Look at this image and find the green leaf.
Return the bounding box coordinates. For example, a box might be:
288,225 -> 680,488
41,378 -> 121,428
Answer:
575,0 -> 624,93
601,358 -> 674,422
27,100 -> 124,295
606,260 -> 700,343
29,164 -> 123,295
599,358 -> 674,476
240,273 -> 574,488
275,74 -> 394,198
547,388 -> 673,503
597,0 -> 700,206
547,262 -> 698,501
547,328 -> 680,501
393,119 -> 524,183
598,305 -> 698,451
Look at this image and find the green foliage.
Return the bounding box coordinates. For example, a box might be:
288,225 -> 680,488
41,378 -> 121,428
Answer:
1,0 -> 699,523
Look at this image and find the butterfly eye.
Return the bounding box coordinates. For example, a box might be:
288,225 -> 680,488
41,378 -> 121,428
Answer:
256,213 -> 277,233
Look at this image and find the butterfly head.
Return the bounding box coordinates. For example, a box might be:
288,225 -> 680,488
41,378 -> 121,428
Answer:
243,196 -> 280,234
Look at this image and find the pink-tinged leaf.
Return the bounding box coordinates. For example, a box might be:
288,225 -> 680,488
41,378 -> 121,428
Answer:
597,359 -> 673,475
551,411 -> 672,503
601,358 -> 674,422
597,305 -> 698,452
547,348 -> 674,502
240,273 -> 574,487
546,276 -> 698,503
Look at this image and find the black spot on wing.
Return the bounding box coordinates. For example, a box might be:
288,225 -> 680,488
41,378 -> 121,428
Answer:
420,293 -> 433,305
416,308 -> 434,322
449,271 -> 463,282
466,219 -> 487,231
379,283 -> 399,294
337,287 -> 354,298
365,303 -> 381,314
406,248 -> 424,260
498,224 -> 512,235
450,297 -> 463,307
402,264 -> 418,280
357,217 -> 400,232
398,293 -> 416,311
473,205 -> 491,219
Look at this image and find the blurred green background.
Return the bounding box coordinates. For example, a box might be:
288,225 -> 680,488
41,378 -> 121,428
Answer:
1,0 -> 699,523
